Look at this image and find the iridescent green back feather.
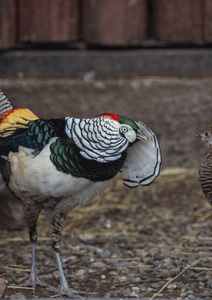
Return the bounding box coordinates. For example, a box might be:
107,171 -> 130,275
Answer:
50,138 -> 127,182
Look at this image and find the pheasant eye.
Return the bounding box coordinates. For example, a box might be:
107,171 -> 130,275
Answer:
121,126 -> 128,133
205,131 -> 209,137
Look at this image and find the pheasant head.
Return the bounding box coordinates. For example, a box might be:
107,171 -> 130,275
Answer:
65,113 -> 161,187
198,126 -> 212,145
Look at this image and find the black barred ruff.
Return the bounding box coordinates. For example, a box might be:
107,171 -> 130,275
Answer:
65,116 -> 129,163
199,146 -> 212,206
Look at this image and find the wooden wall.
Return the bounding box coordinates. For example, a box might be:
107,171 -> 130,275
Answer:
0,0 -> 212,49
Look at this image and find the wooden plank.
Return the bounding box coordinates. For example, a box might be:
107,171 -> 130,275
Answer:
83,0 -> 147,46
204,0 -> 212,42
19,0 -> 79,43
0,0 -> 16,49
152,0 -> 203,44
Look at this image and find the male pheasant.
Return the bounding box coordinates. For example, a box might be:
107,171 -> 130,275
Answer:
0,90 -> 161,298
198,127 -> 212,206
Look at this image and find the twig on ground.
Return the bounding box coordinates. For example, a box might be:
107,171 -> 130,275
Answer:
150,258 -> 201,300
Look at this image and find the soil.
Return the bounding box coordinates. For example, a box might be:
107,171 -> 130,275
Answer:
1,168 -> 212,299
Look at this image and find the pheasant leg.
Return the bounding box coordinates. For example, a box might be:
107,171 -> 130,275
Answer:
21,244 -> 48,289
51,251 -> 82,299
22,202 -> 48,289
50,212 -> 82,299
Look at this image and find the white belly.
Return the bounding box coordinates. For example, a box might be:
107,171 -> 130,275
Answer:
8,145 -> 109,205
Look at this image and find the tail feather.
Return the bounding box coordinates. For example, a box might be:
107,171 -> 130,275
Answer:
0,90 -> 14,116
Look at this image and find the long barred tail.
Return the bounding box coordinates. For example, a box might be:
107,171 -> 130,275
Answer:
0,90 -> 14,116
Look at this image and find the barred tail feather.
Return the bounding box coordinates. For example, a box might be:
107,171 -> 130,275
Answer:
0,90 -> 14,116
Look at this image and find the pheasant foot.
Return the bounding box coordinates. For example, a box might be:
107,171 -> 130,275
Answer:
21,274 -> 49,292
50,284 -> 83,299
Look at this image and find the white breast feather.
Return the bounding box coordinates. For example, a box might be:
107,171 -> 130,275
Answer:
8,144 -> 108,205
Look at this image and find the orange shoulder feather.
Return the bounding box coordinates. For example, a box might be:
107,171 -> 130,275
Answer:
0,108 -> 38,137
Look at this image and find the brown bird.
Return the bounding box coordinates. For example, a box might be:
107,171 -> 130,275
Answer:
198,126 -> 212,206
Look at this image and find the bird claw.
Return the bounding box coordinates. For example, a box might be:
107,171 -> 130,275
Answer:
21,275 -> 48,289
50,284 -> 83,299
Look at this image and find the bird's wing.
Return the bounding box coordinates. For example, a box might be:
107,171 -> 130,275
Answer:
0,106 -> 66,155
121,121 -> 161,188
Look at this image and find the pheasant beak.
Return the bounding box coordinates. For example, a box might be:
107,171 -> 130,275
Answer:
196,133 -> 203,139
136,129 -> 147,142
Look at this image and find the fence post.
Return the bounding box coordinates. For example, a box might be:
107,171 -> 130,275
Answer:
0,0 -> 16,49
152,0 -> 203,44
18,0 -> 79,43
83,0 -> 147,46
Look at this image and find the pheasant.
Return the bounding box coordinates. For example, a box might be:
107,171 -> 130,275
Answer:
0,90 -> 161,298
198,126 -> 212,206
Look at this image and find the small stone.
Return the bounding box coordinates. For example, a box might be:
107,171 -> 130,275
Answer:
10,293 -> 27,300
131,286 -> 140,293
90,261 -> 107,269
94,269 -> 104,275
85,238 -> 97,246
71,281 -> 80,286
200,292 -> 211,298
154,252 -> 164,260
122,289 -> 132,298
156,270 -> 169,278
40,273 -> 54,280
167,283 -> 177,290
151,282 -> 160,289
188,295 -> 195,299
170,267 -> 181,276
113,276 -> 127,284
134,277 -> 142,283
0,267 -> 6,275
75,269 -> 87,280
53,270 -> 59,278
157,281 -> 166,287
196,275 -> 207,282
119,242 -> 126,248
180,292 -> 187,298
130,286 -> 140,298
207,279 -> 212,288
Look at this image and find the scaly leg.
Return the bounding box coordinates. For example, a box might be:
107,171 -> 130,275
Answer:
52,251 -> 82,299
21,201 -> 48,289
22,243 -> 48,289
51,212 -> 83,299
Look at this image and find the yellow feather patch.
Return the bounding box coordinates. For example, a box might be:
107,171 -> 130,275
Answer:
0,108 -> 38,137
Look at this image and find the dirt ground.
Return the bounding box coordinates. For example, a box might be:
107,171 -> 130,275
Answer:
1,169 -> 212,299
1,78 -> 212,299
